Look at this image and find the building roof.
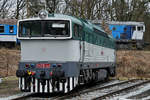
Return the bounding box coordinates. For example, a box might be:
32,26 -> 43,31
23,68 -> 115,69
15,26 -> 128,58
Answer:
0,19 -> 17,25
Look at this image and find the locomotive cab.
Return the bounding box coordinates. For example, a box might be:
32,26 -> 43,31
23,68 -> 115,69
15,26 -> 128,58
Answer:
17,11 -> 81,93
17,15 -> 81,62
132,25 -> 145,40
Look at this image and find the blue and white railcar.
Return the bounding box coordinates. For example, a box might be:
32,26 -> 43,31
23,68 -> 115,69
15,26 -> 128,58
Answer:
108,21 -> 145,40
0,19 -> 17,43
16,10 -> 116,93
108,21 -> 145,49
91,20 -> 145,49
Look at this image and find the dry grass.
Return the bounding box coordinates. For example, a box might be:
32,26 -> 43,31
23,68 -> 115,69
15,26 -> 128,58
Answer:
0,79 -> 20,97
116,50 -> 150,78
0,48 -> 20,77
0,48 -> 150,79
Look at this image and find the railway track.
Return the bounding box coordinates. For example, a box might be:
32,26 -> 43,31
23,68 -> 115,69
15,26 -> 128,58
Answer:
10,92 -> 62,100
11,93 -> 36,100
127,85 -> 150,99
3,79 -> 117,100
4,79 -> 150,100
52,79 -> 139,100
0,93 -> 35,100
93,80 -> 150,100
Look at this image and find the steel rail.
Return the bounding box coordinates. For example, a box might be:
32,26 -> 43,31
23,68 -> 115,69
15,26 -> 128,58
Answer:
11,93 -> 36,100
92,80 -> 150,100
53,79 -> 138,100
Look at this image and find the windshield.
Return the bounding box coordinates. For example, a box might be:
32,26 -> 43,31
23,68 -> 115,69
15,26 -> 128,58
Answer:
19,20 -> 70,37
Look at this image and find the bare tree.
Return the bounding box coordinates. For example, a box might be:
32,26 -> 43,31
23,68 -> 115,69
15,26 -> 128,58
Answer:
25,0 -> 63,18
63,0 -> 114,20
16,0 -> 26,19
45,0 -> 60,13
63,0 -> 99,19
104,0 -> 150,21
26,0 -> 43,18
0,0 -> 15,18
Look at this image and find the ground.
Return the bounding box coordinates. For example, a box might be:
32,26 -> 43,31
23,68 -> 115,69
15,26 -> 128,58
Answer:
116,50 -> 150,79
0,76 -> 20,97
0,48 -> 150,78
0,48 -> 20,77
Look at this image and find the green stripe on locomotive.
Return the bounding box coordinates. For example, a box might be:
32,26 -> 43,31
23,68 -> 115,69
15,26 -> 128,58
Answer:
71,18 -> 115,49
48,14 -> 115,49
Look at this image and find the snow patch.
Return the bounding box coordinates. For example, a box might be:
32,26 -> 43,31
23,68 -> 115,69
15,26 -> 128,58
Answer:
111,83 -> 150,100
0,92 -> 32,100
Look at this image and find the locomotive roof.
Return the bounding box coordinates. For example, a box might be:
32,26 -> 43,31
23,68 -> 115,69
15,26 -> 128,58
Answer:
91,20 -> 144,26
48,14 -> 83,25
108,21 -> 144,26
48,14 -> 105,33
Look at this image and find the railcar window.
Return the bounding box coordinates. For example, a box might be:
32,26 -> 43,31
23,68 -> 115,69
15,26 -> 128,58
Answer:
94,28 -> 108,38
138,26 -> 143,31
141,26 -> 143,30
124,27 -> 127,31
138,27 -> 140,31
113,27 -> 116,31
0,26 -> 4,33
89,33 -> 93,43
74,25 -> 79,37
132,26 -> 136,31
85,33 -> 89,41
74,24 -> 82,38
99,38 -> 101,45
9,26 -> 14,33
95,36 -> 98,44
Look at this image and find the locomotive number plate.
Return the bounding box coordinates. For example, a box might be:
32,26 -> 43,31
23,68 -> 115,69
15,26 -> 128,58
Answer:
36,64 -> 50,68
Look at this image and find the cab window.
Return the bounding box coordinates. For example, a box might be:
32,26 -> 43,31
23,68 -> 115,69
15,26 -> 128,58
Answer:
74,24 -> 79,37
138,26 -> 143,31
74,24 -> 82,38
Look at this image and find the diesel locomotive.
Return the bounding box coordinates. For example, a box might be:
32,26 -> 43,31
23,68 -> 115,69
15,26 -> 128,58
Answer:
16,10 -> 116,93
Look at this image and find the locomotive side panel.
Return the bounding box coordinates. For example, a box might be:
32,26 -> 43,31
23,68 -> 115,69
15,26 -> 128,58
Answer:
84,41 -> 115,63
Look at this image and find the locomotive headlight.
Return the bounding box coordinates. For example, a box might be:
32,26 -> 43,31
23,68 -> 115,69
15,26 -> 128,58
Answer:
38,10 -> 48,19
25,64 -> 30,68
